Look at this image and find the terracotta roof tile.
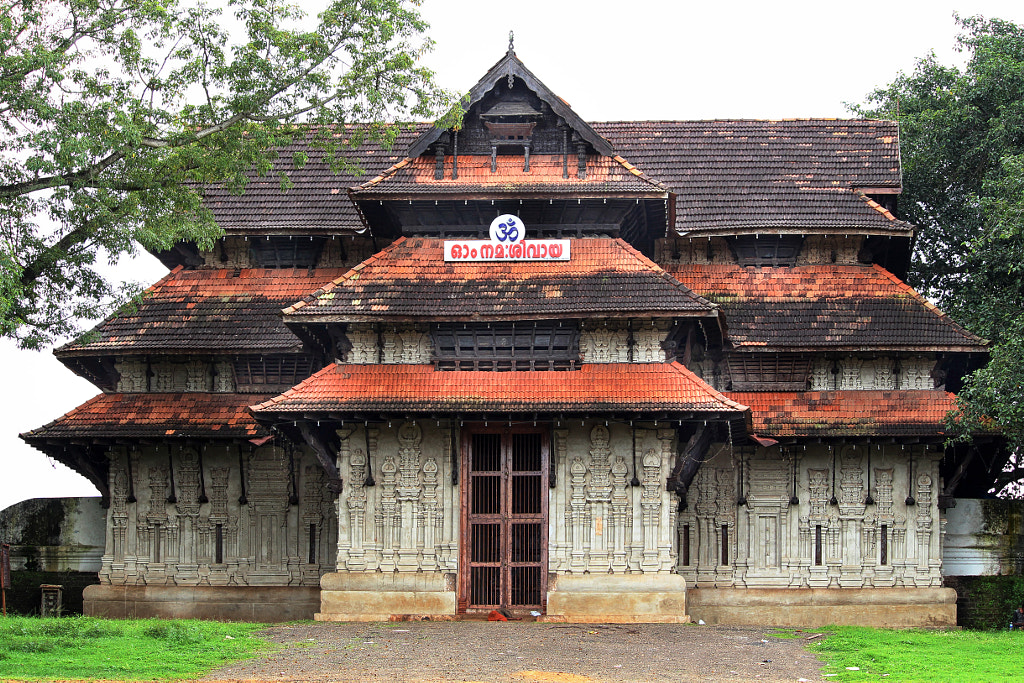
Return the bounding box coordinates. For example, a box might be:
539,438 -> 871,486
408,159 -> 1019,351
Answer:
353,154 -> 668,198
201,120 -> 904,236
285,237 -> 716,321
21,393 -> 273,441
727,390 -> 956,438
58,267 -> 350,355
667,264 -> 985,351
251,363 -> 749,415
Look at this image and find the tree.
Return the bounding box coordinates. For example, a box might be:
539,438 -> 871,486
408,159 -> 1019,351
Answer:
0,0 -> 456,348
853,14 -> 1024,491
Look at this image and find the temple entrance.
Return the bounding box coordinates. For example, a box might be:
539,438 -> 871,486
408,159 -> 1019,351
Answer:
459,427 -> 549,613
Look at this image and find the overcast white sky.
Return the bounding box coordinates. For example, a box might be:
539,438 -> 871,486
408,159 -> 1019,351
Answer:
3,0 -> 1024,512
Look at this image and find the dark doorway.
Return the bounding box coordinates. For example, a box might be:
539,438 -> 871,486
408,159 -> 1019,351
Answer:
459,427 -> 548,613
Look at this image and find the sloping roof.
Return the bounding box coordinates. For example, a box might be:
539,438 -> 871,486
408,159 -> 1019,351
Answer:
592,120 -> 908,235
21,393 -> 272,441
284,237 -> 717,322
667,264 -> 986,352
408,50 -> 613,158
58,267 -> 350,356
251,362 -> 749,416
201,127 -> 424,235
728,390 -> 956,438
196,120 -> 904,238
351,154 -> 667,199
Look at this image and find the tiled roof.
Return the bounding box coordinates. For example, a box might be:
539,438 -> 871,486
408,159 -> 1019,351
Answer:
21,393 -> 272,441
592,120 -> 907,235
727,390 -> 956,438
251,362 -> 749,415
284,237 -> 716,321
199,120 -> 904,237
667,264 -> 986,351
201,127 -> 425,235
58,267 -> 350,356
352,154 -> 667,198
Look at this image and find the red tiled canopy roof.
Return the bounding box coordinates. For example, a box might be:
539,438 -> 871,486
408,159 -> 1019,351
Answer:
728,390 -> 956,438
251,363 -> 749,416
58,267 -> 350,356
284,237 -> 717,322
21,393 -> 273,441
352,154 -> 668,199
668,264 -> 986,351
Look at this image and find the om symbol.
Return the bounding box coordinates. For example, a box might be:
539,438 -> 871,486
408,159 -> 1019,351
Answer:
489,213 -> 525,244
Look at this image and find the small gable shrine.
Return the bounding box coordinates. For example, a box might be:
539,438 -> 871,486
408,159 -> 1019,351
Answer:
22,47 -> 1003,626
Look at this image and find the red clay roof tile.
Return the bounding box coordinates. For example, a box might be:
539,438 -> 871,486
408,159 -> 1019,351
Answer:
284,237 -> 715,321
353,154 -> 668,198
727,390 -> 956,438
58,268 -> 351,355
668,264 -> 985,351
21,393 -> 273,440
251,363 -> 749,415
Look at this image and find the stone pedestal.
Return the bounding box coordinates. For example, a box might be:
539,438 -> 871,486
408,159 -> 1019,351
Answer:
316,571 -> 456,621
686,587 -> 957,628
84,584 -> 320,621
544,573 -> 689,623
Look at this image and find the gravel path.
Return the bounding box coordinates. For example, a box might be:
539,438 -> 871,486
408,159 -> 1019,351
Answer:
200,621 -> 827,682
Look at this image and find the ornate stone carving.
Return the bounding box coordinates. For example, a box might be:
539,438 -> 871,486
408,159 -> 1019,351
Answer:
633,323 -> 668,362
808,469 -> 829,519
116,358 -> 148,392
213,360 -> 234,392
398,328 -> 431,364
346,324 -> 379,364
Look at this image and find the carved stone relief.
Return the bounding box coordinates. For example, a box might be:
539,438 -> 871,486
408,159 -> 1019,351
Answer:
346,325 -> 379,364
116,358 -> 148,392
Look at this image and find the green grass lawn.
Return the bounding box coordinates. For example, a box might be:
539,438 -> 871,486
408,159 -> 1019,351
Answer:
810,626 -> 1024,682
0,616 -> 272,681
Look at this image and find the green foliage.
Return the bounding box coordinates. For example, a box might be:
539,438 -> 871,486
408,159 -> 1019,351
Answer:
0,0 -> 459,348
853,15 -> 1024,482
0,616 -> 270,680
811,626 -> 1024,681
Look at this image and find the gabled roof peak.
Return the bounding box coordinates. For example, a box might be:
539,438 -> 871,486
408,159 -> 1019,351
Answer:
408,49 -> 614,158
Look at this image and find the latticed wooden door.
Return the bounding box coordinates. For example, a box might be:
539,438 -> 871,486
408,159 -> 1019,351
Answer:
459,428 -> 548,613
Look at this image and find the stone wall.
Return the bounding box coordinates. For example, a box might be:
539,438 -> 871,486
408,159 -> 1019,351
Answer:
98,443 -> 337,589
678,443 -> 945,590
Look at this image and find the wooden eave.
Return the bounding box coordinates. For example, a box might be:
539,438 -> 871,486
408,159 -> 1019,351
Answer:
408,50 -> 615,159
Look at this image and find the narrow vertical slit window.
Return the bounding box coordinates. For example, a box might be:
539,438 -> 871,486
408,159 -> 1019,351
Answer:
682,524 -> 691,566
814,524 -> 822,566
215,524 -> 223,564
153,523 -> 162,563
880,524 -> 888,566
721,524 -> 729,566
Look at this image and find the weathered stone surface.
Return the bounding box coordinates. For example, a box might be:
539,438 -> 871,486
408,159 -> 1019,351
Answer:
83,585 -> 320,621
318,570 -> 455,619
546,572 -> 688,622
0,497 -> 105,572
687,587 -> 957,627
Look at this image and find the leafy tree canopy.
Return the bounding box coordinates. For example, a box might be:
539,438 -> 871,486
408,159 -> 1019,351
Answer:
1,0 -> 457,348
853,14 -> 1024,490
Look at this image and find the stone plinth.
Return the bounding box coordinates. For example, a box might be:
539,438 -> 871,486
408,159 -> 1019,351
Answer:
687,587 -> 957,628
544,573 -> 689,623
83,584 -> 320,621
316,571 -> 456,621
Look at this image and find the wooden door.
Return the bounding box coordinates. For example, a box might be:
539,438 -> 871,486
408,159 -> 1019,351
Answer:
459,427 -> 548,613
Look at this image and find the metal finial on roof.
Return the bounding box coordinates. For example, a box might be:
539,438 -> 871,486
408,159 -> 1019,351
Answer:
508,30 -> 515,54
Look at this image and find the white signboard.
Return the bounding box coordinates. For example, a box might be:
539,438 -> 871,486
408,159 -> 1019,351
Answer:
443,214 -> 571,262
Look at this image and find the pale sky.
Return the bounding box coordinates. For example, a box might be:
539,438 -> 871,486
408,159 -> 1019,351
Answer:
3,0 -> 1023,512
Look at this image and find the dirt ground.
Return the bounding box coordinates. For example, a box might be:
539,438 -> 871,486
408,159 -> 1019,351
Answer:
200,621 -> 828,683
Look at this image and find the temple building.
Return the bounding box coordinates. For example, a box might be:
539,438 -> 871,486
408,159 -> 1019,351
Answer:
21,48 -> 1004,626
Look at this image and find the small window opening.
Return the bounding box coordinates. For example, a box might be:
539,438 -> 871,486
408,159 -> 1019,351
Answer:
215,524 -> 224,564
814,525 -> 823,566
880,524 -> 888,566
721,524 -> 729,566
308,524 -> 317,565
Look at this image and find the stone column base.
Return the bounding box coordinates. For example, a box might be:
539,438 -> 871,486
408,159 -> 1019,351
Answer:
83,584 -> 320,621
687,587 -> 957,628
316,572 -> 456,621
544,573 -> 689,623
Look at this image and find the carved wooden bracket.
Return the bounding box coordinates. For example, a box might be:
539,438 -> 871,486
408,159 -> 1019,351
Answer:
667,424 -> 713,504
298,423 -> 343,495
